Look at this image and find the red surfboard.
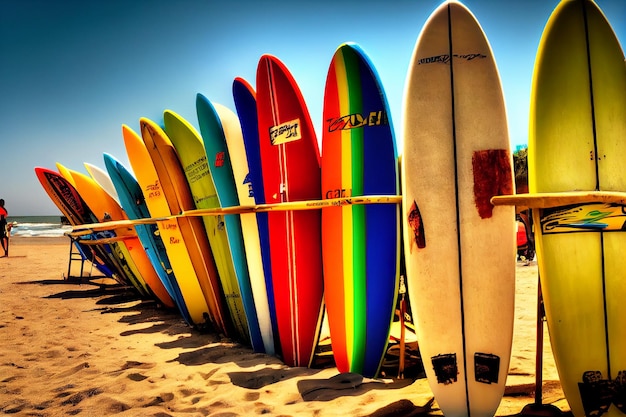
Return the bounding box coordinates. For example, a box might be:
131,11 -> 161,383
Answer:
255,55 -> 324,367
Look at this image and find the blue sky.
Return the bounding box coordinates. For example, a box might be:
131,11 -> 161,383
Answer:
1,0 -> 624,216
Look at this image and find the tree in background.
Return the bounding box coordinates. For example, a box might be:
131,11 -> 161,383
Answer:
513,147 -> 528,194
513,147 -> 534,263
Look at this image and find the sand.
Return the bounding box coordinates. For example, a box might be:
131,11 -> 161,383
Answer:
0,236 -> 570,416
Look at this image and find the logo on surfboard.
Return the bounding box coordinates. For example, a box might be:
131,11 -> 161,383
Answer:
324,188 -> 351,199
270,119 -> 301,145
326,111 -> 388,132
243,173 -> 253,198
215,152 -> 225,168
47,173 -> 86,217
145,180 -> 162,199
184,156 -> 209,182
418,53 -> 487,65
540,203 -> 626,233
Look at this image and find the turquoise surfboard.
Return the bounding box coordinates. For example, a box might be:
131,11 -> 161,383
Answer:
193,97 -> 265,352
104,153 -> 192,325
163,109 -> 260,348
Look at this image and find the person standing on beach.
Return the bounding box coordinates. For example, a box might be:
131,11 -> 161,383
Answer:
0,199 -> 8,257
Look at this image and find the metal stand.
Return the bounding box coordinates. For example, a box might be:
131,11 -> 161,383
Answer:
398,275 -> 407,379
519,275 -> 563,416
65,237 -> 86,280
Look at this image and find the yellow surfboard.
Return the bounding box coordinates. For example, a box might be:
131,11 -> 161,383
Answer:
122,124 -> 217,329
138,119 -> 229,335
163,109 -> 250,344
529,2 -> 626,417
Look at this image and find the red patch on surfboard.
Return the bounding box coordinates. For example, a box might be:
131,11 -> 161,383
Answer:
472,149 -> 513,219
407,200 -> 426,252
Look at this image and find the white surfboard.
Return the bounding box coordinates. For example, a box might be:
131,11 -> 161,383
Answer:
401,2 -> 516,416
214,100 -> 275,356
85,162 -> 120,203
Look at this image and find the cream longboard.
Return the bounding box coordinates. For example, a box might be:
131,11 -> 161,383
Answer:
401,2 -> 515,416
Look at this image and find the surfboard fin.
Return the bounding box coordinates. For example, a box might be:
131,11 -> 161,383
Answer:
474,352 -> 500,384
615,370 -> 626,413
578,370 -> 626,416
431,353 -> 458,385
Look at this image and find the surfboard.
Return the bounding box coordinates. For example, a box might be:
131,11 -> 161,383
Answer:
139,118 -> 230,335
232,78 -> 280,357
104,153 -> 190,320
529,1 -> 626,416
34,167 -> 117,279
255,55 -> 325,367
162,109 -> 252,345
192,99 -> 268,352
321,42 -> 400,378
122,123 -> 218,330
401,2 -> 515,416
62,165 -> 174,307
85,162 -> 120,203
55,163 -> 74,186
57,163 -> 151,297
196,96 -> 274,354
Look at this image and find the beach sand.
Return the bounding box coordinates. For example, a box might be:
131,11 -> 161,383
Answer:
0,236 -> 569,416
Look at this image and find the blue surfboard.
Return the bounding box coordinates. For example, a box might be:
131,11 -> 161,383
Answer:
194,95 -> 264,352
104,153 -> 193,325
232,78 -> 280,356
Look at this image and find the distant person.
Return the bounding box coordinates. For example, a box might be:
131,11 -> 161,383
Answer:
0,199 -> 8,256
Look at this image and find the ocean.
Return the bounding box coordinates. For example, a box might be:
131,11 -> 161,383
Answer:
7,216 -> 72,238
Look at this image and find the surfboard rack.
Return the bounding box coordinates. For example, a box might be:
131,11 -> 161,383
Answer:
65,236 -> 87,280
491,191 -> 626,209
63,235 -> 106,281
67,195 -> 403,235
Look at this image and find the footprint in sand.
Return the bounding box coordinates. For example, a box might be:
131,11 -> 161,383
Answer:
105,399 -> 131,413
120,360 -> 155,370
199,369 -> 219,380
254,401 -> 273,415
2,400 -> 28,414
143,392 -> 174,407
53,383 -> 76,392
59,387 -> 103,406
33,399 -> 54,410
244,392 -> 260,401
42,348 -> 64,359
56,362 -> 91,378
179,387 -> 205,397
1,375 -> 20,383
127,372 -> 148,382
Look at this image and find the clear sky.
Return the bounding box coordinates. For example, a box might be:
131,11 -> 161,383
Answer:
1,0 -> 624,216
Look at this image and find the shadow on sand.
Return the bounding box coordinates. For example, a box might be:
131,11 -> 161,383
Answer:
20,277 -> 430,416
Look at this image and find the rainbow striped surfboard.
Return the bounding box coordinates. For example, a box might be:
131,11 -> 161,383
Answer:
321,42 -> 400,377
